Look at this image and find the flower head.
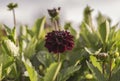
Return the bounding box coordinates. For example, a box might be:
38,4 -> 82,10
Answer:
48,7 -> 60,18
7,3 -> 18,10
45,30 -> 74,53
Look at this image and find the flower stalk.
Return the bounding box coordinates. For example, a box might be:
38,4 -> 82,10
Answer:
102,61 -> 105,74
54,20 -> 58,30
108,58 -> 113,81
12,9 -> 16,28
7,3 -> 18,28
58,53 -> 61,62
48,7 -> 60,30
7,3 -> 18,45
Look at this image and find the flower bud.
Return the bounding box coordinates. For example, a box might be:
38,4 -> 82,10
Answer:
7,3 -> 18,10
85,74 -> 93,79
48,7 -> 60,18
114,52 -> 119,58
115,57 -> 120,64
96,53 -> 108,61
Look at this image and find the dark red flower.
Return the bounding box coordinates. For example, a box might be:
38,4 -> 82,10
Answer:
45,30 -> 74,53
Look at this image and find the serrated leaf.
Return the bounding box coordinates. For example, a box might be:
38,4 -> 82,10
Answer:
36,52 -> 47,67
44,62 -> 62,81
57,65 -> 81,81
36,51 -> 53,68
87,61 -> 106,81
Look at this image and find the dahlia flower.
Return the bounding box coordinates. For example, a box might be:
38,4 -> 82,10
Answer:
45,30 -> 74,53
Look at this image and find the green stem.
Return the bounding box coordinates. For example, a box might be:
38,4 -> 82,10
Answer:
102,61 -> 105,74
12,9 -> 16,28
12,9 -> 18,45
53,19 -> 60,31
58,53 -> 60,62
15,58 -> 24,81
108,59 -> 113,81
56,19 -> 60,31
53,21 -> 57,30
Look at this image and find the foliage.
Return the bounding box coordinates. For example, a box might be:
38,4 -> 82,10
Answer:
0,4 -> 120,81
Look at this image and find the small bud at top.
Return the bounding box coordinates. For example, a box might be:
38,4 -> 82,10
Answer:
7,3 -> 18,10
84,6 -> 93,14
48,7 -> 61,18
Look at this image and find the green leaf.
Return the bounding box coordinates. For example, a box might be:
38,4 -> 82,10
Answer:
23,58 -> 38,81
32,17 -> 46,39
57,65 -> 81,81
24,36 -> 37,58
0,54 -> 14,80
83,6 -> 93,27
12,27 -> 17,43
64,23 -> 77,37
36,51 -> 54,68
44,62 -> 62,81
20,25 -> 27,36
80,22 -> 91,46
85,47 -> 102,55
2,39 -> 19,57
87,61 -> 106,81
3,25 -> 17,43
90,56 -> 102,72
110,66 -> 120,81
0,54 -> 14,69
0,64 -> 2,80
96,12 -> 111,26
98,20 -> 110,44
84,47 -> 93,54
111,59 -> 115,71
3,24 -> 11,34
6,63 -> 18,80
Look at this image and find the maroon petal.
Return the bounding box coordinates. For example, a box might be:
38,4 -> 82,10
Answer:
45,30 -> 74,54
